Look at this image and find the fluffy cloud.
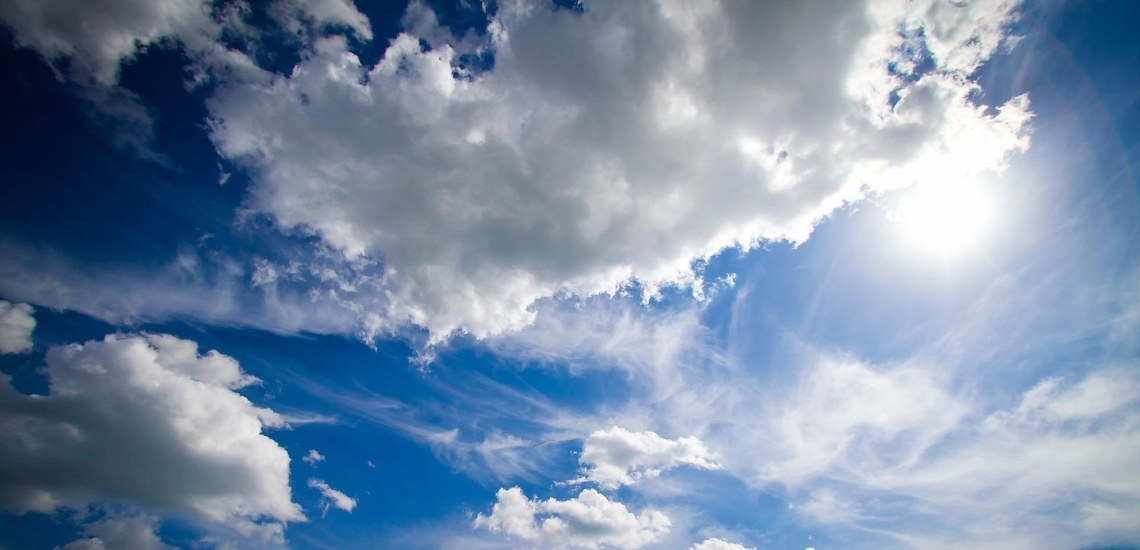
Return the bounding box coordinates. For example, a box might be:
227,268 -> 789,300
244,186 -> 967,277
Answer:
204,0 -> 1031,340
474,487 -> 670,549
0,333 -> 303,540
0,300 -> 35,354
54,514 -> 173,550
571,427 -> 719,489
689,538 -> 754,550
307,478 -> 356,514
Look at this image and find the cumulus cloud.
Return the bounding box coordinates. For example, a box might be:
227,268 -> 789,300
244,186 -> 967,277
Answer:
0,333 -> 303,540
474,487 -> 670,549
0,300 -> 36,354
570,427 -> 719,489
689,538 -> 754,550
202,0 -> 1031,341
54,514 -> 173,550
307,478 -> 356,514
302,449 -> 326,466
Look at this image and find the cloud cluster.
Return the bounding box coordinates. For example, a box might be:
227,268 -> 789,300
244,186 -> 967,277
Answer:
474,487 -> 670,549
571,427 -> 719,489
0,300 -> 35,354
0,333 -> 303,540
0,0 -> 1034,342
204,0 -> 1030,340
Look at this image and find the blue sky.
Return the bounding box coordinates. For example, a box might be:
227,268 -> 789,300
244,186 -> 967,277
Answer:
0,1 -> 1137,549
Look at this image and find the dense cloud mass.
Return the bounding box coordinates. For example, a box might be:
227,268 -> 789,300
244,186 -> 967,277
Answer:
207,0 -> 1031,340
0,300 -> 35,354
0,333 -> 303,540
571,427 -> 719,489
474,486 -> 671,549
0,0 -> 1032,341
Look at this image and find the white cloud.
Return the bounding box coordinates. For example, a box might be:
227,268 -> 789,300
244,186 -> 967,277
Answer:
54,514 -> 173,550
0,0 -> 214,85
307,478 -> 356,514
199,0 -> 1031,341
0,239 -> 384,341
689,538 -> 754,550
0,300 -> 36,354
302,449 -> 326,466
474,487 -> 670,549
570,427 -> 720,490
0,333 -> 303,541
758,358 -> 967,485
271,0 -> 373,41
0,0 -> 1031,342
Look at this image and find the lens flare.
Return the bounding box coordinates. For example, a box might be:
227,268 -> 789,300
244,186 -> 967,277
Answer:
894,183 -> 993,257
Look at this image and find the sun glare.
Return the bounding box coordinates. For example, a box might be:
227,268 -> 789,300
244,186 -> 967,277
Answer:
894,183 -> 993,257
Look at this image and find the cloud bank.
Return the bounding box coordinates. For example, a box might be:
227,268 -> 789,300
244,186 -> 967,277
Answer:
0,0 -> 1030,342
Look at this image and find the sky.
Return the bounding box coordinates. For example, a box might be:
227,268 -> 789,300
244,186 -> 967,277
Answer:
0,0 -> 1137,549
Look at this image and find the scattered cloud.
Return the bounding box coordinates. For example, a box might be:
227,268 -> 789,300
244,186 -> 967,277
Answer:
302,449 -> 326,466
474,487 -> 670,549
307,478 -> 356,514
569,427 -> 720,490
0,300 -> 35,354
0,333 -> 303,541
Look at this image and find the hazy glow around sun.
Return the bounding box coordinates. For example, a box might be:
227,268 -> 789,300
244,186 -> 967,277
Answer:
894,183 -> 994,257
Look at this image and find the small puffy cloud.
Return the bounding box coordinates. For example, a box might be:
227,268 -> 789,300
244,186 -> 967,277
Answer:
0,300 -> 35,354
302,449 -> 326,466
0,333 -> 303,540
571,427 -> 720,489
474,487 -> 670,549
689,538 -> 755,550
307,478 -> 356,514
54,514 -> 173,550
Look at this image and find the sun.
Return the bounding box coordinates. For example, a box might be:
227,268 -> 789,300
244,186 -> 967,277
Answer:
893,182 -> 993,257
